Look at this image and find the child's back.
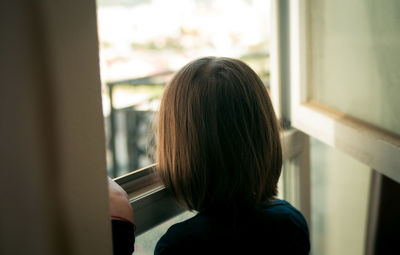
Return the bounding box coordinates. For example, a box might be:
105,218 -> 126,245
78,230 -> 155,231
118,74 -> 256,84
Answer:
155,200 -> 309,254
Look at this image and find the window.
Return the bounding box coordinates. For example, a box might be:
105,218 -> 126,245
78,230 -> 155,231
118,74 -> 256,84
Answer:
289,0 -> 400,180
96,0 -> 314,244
97,0 -> 303,238
96,0 -> 273,178
288,0 -> 400,254
310,138 -> 371,255
309,0 -> 400,135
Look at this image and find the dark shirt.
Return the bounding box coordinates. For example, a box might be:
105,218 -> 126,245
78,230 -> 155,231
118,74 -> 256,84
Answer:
112,219 -> 136,255
154,200 -> 310,255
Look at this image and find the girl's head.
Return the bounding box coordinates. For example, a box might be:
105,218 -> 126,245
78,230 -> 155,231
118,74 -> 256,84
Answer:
156,57 -> 282,212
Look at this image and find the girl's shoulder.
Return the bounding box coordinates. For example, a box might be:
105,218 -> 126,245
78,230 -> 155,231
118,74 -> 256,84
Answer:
261,199 -> 309,235
262,199 -> 308,224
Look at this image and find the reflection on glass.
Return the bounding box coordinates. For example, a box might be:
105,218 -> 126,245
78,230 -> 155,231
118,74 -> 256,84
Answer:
97,0 -> 272,177
310,0 -> 400,135
311,138 -> 371,255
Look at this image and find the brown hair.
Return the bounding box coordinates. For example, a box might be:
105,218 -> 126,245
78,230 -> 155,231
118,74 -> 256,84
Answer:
156,57 -> 282,212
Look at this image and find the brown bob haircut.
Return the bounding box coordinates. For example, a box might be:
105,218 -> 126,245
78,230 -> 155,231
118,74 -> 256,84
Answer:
156,57 -> 282,212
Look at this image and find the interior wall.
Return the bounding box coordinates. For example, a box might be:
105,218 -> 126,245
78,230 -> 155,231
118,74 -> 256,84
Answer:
0,1 -> 112,254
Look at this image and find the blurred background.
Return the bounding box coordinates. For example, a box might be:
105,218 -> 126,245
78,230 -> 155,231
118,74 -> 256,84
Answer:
96,0 -> 272,178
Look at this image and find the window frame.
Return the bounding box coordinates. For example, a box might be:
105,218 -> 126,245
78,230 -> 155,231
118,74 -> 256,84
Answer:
270,0 -> 311,223
288,0 -> 400,183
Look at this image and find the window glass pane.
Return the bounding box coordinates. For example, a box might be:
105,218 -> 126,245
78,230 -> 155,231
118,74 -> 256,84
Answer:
97,0 -> 272,177
311,138 -> 371,255
281,159 -> 301,210
135,211 -> 195,254
309,0 -> 400,135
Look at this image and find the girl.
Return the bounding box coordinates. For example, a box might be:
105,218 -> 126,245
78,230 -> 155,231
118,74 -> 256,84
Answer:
110,57 -> 310,254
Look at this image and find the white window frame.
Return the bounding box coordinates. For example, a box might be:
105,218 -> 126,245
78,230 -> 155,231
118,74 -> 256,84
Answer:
270,0 -> 311,223
288,0 -> 400,183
